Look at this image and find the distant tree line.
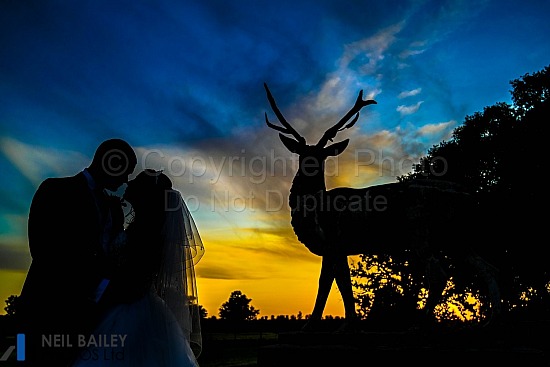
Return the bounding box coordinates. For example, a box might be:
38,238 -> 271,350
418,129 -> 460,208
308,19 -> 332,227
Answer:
2,289 -> 328,328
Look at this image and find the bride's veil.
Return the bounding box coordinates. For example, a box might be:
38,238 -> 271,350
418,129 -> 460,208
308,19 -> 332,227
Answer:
154,189 -> 205,358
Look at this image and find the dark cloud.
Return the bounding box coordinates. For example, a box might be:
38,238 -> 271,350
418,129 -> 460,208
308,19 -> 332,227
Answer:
197,264 -> 266,280
0,243 -> 30,272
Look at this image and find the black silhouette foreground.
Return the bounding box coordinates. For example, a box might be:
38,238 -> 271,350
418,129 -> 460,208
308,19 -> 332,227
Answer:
264,83 -> 501,331
16,139 -> 204,366
17,139 -> 137,366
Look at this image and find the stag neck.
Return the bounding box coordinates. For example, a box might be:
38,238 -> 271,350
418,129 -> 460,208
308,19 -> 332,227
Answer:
288,166 -> 327,209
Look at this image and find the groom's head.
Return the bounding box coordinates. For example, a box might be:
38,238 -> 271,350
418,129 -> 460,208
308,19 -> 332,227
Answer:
88,138 -> 137,191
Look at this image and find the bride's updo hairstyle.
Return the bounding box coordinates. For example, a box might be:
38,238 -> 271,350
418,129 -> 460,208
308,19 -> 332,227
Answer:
125,169 -> 173,228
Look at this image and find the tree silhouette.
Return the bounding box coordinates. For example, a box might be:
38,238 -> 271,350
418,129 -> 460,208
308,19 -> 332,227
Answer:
349,65 -> 550,325
4,295 -> 20,317
395,64 -> 550,319
511,65 -> 550,115
218,290 -> 260,322
351,253 -> 421,328
198,305 -> 208,319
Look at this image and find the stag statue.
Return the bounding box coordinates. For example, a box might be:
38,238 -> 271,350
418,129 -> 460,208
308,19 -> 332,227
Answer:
264,83 -> 501,330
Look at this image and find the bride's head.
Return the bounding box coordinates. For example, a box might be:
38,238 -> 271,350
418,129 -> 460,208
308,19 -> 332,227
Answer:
123,169 -> 173,218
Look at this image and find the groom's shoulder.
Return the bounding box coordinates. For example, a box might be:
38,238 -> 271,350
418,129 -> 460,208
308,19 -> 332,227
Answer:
37,173 -> 86,194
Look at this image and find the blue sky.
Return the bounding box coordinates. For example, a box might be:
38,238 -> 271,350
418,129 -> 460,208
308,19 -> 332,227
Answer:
1,0 -> 549,317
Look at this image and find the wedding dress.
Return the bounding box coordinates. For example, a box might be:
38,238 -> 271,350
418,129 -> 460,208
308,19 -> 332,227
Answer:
72,189 -> 204,367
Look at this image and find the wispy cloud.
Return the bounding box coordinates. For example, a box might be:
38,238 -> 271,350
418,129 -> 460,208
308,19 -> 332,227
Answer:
399,49 -> 426,59
271,23 -> 403,145
0,137 -> 89,187
396,101 -> 424,116
398,88 -> 422,99
417,120 -> 457,141
339,22 -> 403,76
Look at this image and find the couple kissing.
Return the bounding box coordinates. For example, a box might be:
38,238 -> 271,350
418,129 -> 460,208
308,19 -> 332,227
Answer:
17,138 -> 204,367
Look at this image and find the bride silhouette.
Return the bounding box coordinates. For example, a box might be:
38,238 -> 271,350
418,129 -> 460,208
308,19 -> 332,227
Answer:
71,169 -> 205,367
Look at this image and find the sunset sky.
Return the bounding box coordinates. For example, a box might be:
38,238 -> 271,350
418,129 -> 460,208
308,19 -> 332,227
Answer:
1,0 -> 549,318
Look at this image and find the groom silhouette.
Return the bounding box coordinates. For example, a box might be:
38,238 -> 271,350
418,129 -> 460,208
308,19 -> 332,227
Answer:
18,138 -> 137,366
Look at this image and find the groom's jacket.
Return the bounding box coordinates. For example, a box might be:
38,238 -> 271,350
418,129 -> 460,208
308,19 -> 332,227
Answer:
19,172 -> 115,335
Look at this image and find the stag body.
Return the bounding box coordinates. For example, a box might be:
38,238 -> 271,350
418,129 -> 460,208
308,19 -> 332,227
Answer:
264,83 -> 501,328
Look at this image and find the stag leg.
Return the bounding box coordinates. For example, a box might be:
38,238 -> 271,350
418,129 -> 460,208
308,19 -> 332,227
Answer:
333,255 -> 357,320
303,254 -> 358,332
302,255 -> 339,331
334,255 -> 361,333
310,254 -> 356,318
310,255 -> 336,320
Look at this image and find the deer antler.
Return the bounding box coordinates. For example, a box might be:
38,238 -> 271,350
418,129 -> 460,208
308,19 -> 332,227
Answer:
264,83 -> 306,144
316,90 -> 377,147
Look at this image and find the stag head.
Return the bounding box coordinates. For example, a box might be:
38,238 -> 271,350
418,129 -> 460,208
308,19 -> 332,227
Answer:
264,82 -> 377,178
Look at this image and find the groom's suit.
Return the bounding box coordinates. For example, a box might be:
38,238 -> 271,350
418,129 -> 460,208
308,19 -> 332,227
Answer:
19,170 -> 120,365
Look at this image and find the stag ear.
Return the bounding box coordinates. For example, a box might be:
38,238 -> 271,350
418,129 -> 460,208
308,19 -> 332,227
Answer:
324,139 -> 349,156
279,134 -> 303,154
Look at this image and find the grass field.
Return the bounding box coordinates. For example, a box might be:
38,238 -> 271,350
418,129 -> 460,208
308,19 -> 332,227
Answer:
198,332 -> 278,367
0,332 -> 277,367
2,318 -> 549,366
